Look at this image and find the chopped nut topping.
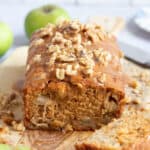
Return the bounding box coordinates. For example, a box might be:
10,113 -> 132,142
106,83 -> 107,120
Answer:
45,23 -> 55,35
93,48 -> 112,66
56,68 -> 65,80
30,38 -> 44,47
48,45 -> 60,53
70,20 -> 80,31
79,57 -> 88,66
57,55 -> 76,62
86,30 -> 99,42
36,73 -> 47,80
47,53 -> 57,66
52,32 -> 64,44
38,24 -> 55,37
33,54 -> 41,62
83,67 -> 93,75
73,63 -> 80,70
72,34 -> 82,44
93,48 -> 103,58
29,20 -> 117,80
66,64 -> 77,76
99,50 -> 112,66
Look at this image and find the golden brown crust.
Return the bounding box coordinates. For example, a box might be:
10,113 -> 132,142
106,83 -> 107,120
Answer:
23,20 -> 126,131
25,20 -> 125,94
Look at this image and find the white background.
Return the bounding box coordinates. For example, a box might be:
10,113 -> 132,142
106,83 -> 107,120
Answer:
1,0 -> 150,5
0,0 -> 150,61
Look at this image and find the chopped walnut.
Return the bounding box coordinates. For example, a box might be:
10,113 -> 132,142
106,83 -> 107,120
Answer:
99,50 -> 112,66
36,72 -> 47,80
45,23 -> 55,36
87,66 -> 94,75
72,34 -> 82,44
62,20 -> 81,34
83,67 -> 93,76
48,45 -> 60,54
30,38 -> 44,47
79,57 -> 88,66
86,30 -> 99,42
70,20 -> 81,31
93,48 -> 112,66
33,54 -> 41,62
93,48 -> 103,58
56,68 -> 65,80
38,24 -> 55,37
47,53 -> 57,66
66,64 -> 77,76
52,32 -> 65,44
56,55 -> 76,62
73,63 -> 80,70
28,20 -> 119,80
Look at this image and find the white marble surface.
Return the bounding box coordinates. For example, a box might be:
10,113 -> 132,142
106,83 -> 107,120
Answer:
0,4 -> 150,62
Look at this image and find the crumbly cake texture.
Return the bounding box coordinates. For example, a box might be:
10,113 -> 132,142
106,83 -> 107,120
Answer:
23,20 -> 126,131
76,105 -> 150,150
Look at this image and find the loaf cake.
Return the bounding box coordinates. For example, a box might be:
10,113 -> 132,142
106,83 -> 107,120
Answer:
23,20 -> 126,131
76,105 -> 150,150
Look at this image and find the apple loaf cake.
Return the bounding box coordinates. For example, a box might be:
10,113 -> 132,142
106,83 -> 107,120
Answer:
23,20 -> 126,131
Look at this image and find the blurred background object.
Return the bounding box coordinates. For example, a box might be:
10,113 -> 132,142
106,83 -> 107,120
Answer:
0,0 -> 150,62
0,22 -> 13,56
24,4 -> 70,38
134,8 -> 150,32
88,16 -> 125,35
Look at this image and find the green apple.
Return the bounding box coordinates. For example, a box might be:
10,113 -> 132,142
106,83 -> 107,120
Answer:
0,144 -> 12,150
0,22 -> 13,56
25,5 -> 70,38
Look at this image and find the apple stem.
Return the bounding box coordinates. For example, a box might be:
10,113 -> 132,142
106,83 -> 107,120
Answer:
43,6 -> 54,13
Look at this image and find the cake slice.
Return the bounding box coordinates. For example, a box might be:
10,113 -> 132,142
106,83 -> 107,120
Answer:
23,20 -> 126,131
76,105 -> 150,150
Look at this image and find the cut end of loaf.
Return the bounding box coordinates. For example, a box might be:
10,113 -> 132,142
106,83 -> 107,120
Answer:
24,80 -> 124,131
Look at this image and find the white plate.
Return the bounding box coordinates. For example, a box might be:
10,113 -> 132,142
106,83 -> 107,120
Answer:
134,8 -> 150,33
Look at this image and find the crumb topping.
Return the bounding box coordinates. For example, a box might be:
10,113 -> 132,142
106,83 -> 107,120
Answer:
33,54 -> 41,62
29,20 -> 116,80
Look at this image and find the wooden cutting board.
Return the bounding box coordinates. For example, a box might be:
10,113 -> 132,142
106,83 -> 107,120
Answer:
0,47 -> 150,149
